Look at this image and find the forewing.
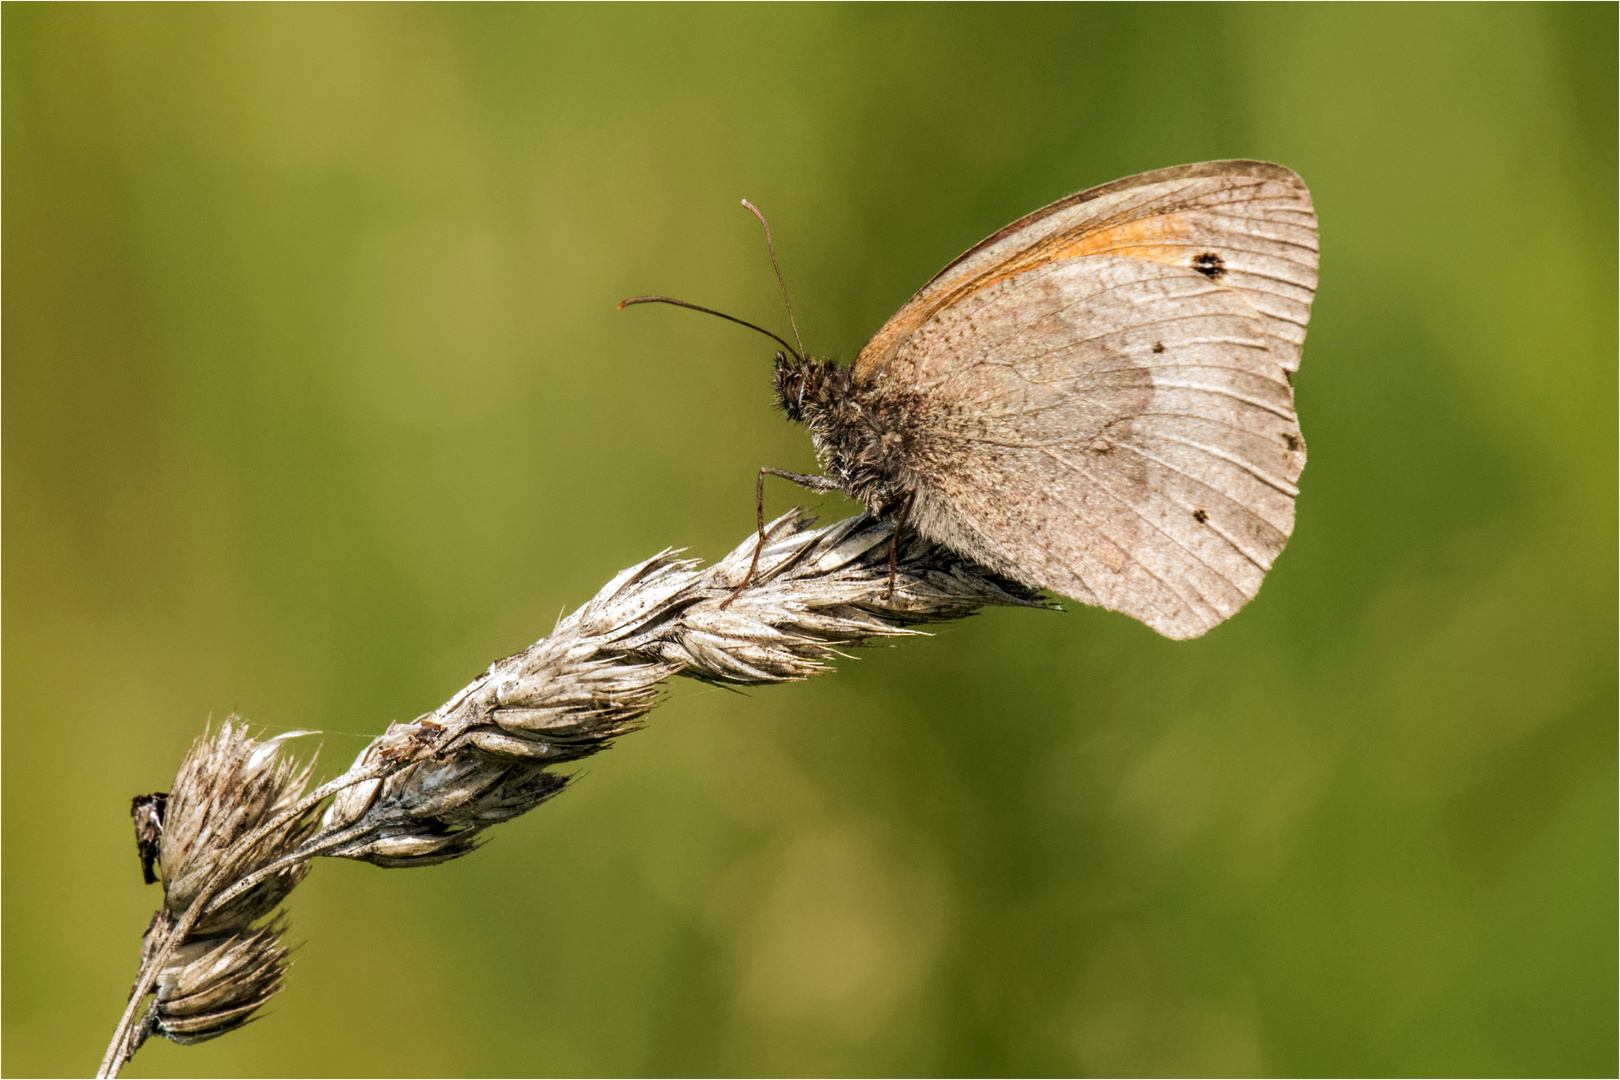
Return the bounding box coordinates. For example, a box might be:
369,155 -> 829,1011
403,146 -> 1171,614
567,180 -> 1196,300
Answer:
855,160 -> 1318,377
885,253 -> 1306,640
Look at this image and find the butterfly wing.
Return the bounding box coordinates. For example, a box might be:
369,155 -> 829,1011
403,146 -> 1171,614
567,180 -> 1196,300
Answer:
861,161 -> 1318,639
855,160 -> 1317,380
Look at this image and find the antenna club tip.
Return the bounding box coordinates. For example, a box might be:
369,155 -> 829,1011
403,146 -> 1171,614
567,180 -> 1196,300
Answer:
616,299 -> 628,310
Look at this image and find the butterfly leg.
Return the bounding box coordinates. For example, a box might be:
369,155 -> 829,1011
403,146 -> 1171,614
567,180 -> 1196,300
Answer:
720,467 -> 843,609
881,491 -> 916,601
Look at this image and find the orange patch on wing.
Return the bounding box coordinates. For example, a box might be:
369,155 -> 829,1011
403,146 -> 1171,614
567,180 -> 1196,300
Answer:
1038,212 -> 1193,265
857,213 -> 1194,374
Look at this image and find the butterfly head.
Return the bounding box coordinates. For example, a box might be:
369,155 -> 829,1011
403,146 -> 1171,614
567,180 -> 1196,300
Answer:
772,354 -> 850,425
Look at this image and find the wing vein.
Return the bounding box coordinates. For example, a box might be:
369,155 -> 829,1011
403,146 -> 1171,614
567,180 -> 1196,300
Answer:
1103,440 -> 1290,550
1035,448 -> 1238,617
1126,424 -> 1301,496
1147,380 -> 1299,421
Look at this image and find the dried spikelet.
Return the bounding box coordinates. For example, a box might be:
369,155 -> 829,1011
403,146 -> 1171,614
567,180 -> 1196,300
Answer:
322,751 -> 572,867
143,920 -> 290,1045
103,513 -> 1047,1077
316,515 -> 1043,870
160,719 -> 319,934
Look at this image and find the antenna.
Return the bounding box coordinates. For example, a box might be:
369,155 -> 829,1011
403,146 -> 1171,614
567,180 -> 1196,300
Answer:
617,295 -> 803,362
740,199 -> 805,362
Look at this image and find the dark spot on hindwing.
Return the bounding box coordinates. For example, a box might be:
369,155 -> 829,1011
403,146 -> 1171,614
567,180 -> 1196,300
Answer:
1152,341 -> 1166,354
1192,252 -> 1226,280
1283,432 -> 1302,452
1192,508 -> 1209,524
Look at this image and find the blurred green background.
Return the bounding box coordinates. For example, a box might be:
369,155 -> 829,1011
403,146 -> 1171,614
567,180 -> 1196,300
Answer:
5,4 -> 1614,1077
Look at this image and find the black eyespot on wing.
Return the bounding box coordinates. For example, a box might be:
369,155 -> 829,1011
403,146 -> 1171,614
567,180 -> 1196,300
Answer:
1152,341 -> 1166,354
1283,433 -> 1302,452
1192,252 -> 1226,280
1193,508 -> 1209,524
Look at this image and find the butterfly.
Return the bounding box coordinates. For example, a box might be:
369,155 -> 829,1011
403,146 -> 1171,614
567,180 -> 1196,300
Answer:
629,160 -> 1318,640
